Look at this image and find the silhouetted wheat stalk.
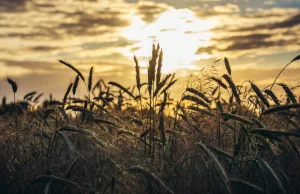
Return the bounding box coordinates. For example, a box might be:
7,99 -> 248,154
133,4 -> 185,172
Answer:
73,75 -> 80,96
7,77 -> 18,128
270,55 -> 300,90
59,60 -> 85,82
88,66 -> 93,93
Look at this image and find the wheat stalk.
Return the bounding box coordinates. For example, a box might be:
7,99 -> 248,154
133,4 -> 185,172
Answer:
7,77 -> 17,93
23,91 -> 37,101
186,87 -> 211,103
270,55 -> 300,90
108,81 -> 135,99
156,49 -> 163,87
59,60 -> 85,82
72,75 -> 80,95
224,57 -> 231,76
278,83 -> 297,104
263,103 -> 300,115
88,66 -> 93,92
264,89 -> 280,105
222,74 -> 240,104
134,55 -> 141,92
183,95 -> 210,109
128,166 -> 174,194
63,83 -> 73,104
250,82 -> 270,107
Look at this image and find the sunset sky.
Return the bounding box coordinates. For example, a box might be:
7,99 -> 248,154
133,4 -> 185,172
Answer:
0,0 -> 300,101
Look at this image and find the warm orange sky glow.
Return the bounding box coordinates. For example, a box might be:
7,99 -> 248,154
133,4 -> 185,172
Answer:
122,7 -> 215,73
0,0 -> 300,100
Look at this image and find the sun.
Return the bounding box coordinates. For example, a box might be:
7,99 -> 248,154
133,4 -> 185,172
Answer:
121,8 -> 216,74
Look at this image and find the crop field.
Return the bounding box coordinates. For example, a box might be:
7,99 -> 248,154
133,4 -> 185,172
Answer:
1,45 -> 300,194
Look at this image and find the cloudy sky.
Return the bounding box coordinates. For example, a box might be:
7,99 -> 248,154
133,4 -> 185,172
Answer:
0,0 -> 300,101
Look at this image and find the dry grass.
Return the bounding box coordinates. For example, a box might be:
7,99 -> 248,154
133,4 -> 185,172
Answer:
0,45 -> 300,194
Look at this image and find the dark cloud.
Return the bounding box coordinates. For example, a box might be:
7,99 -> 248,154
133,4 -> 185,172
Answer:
0,0 -> 27,12
270,13 -> 300,29
216,33 -> 271,42
1,0 -> 27,4
29,46 -> 62,52
0,25 -> 63,40
196,14 -> 300,54
244,12 -> 292,18
232,13 -> 300,32
192,4 -> 240,18
126,0 -> 231,9
58,23 -> 114,37
137,2 -> 168,23
197,37 -> 296,54
224,39 -> 293,51
196,33 -> 272,54
61,10 -> 129,27
0,32 -> 52,39
81,38 -> 137,50
1,6 -> 130,40
196,46 -> 215,54
193,9 -> 216,18
57,10 -> 130,36
32,2 -> 55,8
0,24 -> 27,28
2,60 -> 60,70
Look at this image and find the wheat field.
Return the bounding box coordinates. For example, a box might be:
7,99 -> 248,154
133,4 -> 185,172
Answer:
1,45 -> 300,194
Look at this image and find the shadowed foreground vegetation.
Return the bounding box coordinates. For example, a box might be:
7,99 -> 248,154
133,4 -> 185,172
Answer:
1,45 -> 300,194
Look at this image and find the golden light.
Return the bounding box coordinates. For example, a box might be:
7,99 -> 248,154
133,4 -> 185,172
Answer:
121,8 -> 217,74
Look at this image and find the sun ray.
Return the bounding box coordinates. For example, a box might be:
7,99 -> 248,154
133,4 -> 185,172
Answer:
121,8 -> 217,74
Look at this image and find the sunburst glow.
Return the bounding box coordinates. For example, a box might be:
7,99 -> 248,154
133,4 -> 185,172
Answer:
122,8 -> 216,73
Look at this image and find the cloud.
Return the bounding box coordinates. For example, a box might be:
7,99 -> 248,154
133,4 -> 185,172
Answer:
68,11 -> 129,27
0,0 -> 137,64
58,23 -> 116,37
29,46 -> 62,52
1,60 -> 60,72
243,7 -> 299,19
233,13 -> 300,32
264,1 -> 276,5
224,39 -> 294,52
196,33 -> 277,54
137,1 -> 169,23
81,37 -> 137,50
195,8 -> 300,58
0,62 -> 31,77
0,1 -> 132,40
213,4 -> 240,14
270,13 -> 300,29
217,33 -> 272,42
191,4 -> 240,17
55,9 -> 131,37
0,0 -> 27,12
0,32 -> 47,39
